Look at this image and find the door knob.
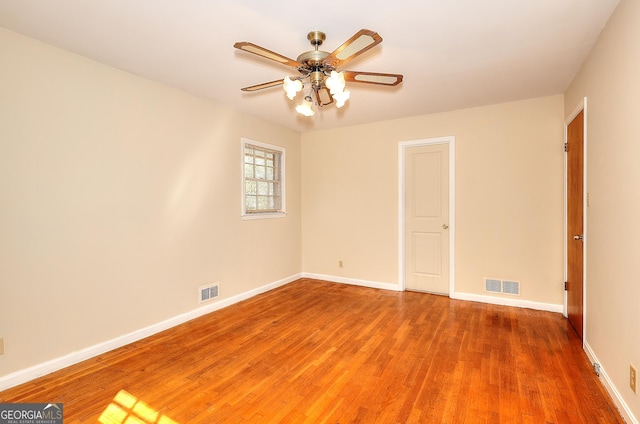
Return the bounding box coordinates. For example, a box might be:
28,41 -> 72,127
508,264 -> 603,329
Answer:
573,234 -> 584,241
443,224 -> 449,230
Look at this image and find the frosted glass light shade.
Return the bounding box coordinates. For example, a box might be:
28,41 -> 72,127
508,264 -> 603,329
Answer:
283,76 -> 303,100
295,97 -> 314,116
325,71 -> 346,95
333,90 -> 350,108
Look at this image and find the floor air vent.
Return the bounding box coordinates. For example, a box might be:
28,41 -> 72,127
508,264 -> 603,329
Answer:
199,283 -> 219,303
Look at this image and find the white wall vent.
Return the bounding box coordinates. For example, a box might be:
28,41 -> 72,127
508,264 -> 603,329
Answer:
485,278 -> 502,293
485,278 -> 520,296
502,280 -> 520,296
199,283 -> 219,303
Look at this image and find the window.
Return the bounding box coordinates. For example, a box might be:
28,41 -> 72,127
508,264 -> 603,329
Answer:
242,139 -> 285,218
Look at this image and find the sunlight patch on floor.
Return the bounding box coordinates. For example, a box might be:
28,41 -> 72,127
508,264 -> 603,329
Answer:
99,389 -> 178,424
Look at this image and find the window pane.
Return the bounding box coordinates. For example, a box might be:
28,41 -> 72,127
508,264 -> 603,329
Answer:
266,167 -> 274,180
246,196 -> 257,210
257,196 -> 269,210
273,182 -> 280,196
255,150 -> 265,158
257,181 -> 268,195
244,154 -> 254,164
255,157 -> 265,166
245,180 -> 256,195
267,159 -> 274,167
244,164 -> 254,178
255,165 -> 266,179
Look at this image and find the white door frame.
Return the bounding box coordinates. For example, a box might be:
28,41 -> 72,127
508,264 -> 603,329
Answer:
564,97 -> 588,343
398,136 -> 456,294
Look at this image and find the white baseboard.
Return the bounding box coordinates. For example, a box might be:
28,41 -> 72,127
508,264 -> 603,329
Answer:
0,273 -> 302,391
451,291 -> 564,313
301,272 -> 401,292
584,342 -> 637,424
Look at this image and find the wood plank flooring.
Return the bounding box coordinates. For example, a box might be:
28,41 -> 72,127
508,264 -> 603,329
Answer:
0,279 -> 624,423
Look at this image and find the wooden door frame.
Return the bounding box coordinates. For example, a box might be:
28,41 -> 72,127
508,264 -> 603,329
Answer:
398,136 -> 455,294
564,98 -> 588,344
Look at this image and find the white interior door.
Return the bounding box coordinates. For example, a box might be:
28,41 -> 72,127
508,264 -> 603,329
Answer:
404,143 -> 450,294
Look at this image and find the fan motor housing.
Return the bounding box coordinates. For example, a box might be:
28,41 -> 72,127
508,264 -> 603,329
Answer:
297,50 -> 330,69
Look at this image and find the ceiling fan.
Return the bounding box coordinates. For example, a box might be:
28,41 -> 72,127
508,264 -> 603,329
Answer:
234,29 -> 403,116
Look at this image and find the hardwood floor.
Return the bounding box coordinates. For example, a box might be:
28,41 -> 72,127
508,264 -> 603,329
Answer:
1,279 -> 624,423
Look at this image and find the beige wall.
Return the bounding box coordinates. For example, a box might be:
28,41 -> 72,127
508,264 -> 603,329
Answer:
565,0 -> 640,419
302,95 -> 565,305
0,27 -> 302,377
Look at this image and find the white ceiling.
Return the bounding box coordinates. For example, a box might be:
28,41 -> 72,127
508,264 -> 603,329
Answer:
0,0 -> 620,133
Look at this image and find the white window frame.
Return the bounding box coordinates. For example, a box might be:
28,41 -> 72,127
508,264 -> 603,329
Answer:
241,138 -> 286,220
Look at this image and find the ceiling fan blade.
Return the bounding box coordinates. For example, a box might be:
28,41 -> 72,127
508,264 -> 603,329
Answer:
240,79 -> 285,92
342,71 -> 403,86
314,87 -> 334,107
234,42 -> 302,68
323,29 -> 383,68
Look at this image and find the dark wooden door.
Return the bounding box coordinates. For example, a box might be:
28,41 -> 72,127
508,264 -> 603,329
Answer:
567,110 -> 584,339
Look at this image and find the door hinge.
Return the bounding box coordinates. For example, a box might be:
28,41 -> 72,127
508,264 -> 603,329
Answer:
564,143 -> 568,152
564,281 -> 568,291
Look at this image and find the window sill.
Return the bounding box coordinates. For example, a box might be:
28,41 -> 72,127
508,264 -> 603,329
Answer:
241,212 -> 287,221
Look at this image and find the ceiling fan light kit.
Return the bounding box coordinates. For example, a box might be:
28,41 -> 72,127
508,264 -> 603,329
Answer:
234,29 -> 403,117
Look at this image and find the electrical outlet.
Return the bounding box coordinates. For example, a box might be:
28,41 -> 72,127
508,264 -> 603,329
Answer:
339,260 -> 344,268
631,364 -> 637,394
0,338 -> 4,355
